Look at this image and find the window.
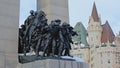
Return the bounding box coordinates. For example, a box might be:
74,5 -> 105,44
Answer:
91,25 -> 93,29
91,63 -> 94,68
107,53 -> 110,57
116,53 -> 117,57
96,36 -> 98,39
91,45 -> 94,48
100,53 -> 102,57
91,50 -> 94,54
96,25 -> 98,29
91,37 -> 93,41
101,60 -> 103,64
108,66 -> 110,68
91,57 -> 93,61
79,54 -> 82,58
108,59 -> 110,63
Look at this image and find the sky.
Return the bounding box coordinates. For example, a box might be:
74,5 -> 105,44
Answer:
20,0 -> 120,35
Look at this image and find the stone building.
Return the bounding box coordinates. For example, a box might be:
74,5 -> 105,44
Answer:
71,22 -> 89,63
71,2 -> 120,68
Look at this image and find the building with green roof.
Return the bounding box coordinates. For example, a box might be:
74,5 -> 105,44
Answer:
72,22 -> 88,47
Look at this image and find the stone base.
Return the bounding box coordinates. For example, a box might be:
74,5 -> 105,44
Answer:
17,59 -> 89,68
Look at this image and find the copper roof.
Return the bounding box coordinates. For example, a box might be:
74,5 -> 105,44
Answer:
91,2 -> 100,22
101,21 -> 115,43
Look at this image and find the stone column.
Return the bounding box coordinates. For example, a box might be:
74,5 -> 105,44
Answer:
37,0 -> 69,24
0,0 -> 20,68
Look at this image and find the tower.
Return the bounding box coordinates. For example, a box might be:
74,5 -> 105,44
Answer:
87,2 -> 102,68
37,0 -> 69,24
87,2 -> 102,46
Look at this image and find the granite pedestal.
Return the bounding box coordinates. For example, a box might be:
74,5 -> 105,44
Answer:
17,59 -> 89,68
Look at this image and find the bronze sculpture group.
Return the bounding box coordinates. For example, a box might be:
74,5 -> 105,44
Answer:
19,10 -> 77,57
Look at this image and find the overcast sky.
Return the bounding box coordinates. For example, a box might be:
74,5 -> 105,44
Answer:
20,0 -> 120,35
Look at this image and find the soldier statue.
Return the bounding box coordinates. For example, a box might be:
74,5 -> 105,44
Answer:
18,10 -> 77,58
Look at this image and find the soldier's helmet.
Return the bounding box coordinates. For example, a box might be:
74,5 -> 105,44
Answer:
55,19 -> 61,25
30,10 -> 34,15
62,22 -> 69,26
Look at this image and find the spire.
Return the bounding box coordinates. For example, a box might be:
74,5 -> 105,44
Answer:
91,2 -> 99,22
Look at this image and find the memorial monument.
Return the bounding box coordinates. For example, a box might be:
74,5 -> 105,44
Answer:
37,0 -> 69,23
0,0 -> 20,68
18,10 -> 78,63
0,0 -> 89,68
